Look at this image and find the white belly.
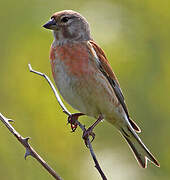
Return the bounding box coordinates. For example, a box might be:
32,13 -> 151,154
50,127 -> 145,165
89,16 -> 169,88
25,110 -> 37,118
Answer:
52,59 -> 101,117
51,59 -> 126,122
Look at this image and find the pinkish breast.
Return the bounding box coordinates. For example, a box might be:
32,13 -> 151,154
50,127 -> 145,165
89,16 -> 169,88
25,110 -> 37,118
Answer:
50,43 -> 91,77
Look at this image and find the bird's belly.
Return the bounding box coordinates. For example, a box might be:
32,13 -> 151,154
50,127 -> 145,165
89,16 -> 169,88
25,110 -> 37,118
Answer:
51,59 -> 100,117
51,59 -> 125,121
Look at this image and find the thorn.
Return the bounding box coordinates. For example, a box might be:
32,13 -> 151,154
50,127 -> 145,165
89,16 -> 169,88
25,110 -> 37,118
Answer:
24,148 -> 31,160
26,137 -> 30,141
23,137 -> 32,159
8,119 -> 14,123
24,137 -> 30,142
23,137 -> 30,145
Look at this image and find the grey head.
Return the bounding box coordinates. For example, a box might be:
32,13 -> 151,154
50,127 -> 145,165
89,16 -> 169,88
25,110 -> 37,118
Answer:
43,10 -> 92,44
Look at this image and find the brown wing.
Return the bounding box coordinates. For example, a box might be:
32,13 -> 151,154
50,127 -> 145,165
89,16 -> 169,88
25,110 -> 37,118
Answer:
87,40 -> 141,133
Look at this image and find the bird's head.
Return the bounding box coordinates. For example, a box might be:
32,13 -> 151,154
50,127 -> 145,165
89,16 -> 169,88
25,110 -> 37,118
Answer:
43,10 -> 91,44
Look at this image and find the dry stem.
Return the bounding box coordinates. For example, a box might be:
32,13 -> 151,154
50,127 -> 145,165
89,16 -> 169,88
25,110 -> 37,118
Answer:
0,64 -> 107,180
28,64 -> 107,180
0,113 -> 62,180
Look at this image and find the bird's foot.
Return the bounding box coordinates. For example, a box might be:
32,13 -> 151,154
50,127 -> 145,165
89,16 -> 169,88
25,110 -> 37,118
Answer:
83,127 -> 96,147
68,113 -> 84,132
82,114 -> 103,147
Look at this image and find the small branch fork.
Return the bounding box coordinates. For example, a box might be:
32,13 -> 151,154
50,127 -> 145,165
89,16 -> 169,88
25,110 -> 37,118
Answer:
28,64 -> 107,180
0,64 -> 107,180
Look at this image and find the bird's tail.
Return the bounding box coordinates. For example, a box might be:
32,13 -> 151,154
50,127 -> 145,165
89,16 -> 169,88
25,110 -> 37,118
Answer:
120,124 -> 160,168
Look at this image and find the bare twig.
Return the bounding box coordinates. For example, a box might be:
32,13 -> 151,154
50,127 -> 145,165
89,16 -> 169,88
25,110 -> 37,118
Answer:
0,113 -> 62,180
28,64 -> 107,180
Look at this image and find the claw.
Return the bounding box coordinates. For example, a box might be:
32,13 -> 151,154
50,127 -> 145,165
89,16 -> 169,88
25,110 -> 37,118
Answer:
70,123 -> 77,132
82,114 -> 103,147
67,113 -> 84,132
82,127 -> 96,147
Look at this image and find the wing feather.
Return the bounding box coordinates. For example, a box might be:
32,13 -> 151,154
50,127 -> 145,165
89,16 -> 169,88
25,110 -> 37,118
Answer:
87,40 -> 141,133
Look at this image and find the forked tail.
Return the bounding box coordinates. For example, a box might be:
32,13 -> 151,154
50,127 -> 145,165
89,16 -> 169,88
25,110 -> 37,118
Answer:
120,124 -> 160,168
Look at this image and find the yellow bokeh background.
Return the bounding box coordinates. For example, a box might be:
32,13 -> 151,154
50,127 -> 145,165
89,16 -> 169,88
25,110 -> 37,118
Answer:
0,0 -> 169,179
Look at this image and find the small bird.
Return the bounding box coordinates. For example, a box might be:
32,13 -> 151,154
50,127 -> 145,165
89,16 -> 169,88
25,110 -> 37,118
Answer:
43,10 -> 160,168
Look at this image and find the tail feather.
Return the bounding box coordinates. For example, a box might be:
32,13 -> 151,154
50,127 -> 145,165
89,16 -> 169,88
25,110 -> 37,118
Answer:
123,135 -> 146,168
129,118 -> 141,133
120,125 -> 160,168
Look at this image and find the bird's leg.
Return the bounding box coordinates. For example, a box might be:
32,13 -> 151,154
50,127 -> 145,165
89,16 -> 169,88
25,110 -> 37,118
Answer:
83,114 -> 103,147
68,113 -> 84,132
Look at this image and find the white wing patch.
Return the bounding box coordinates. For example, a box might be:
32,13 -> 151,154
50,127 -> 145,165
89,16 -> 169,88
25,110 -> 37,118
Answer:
87,41 -> 101,66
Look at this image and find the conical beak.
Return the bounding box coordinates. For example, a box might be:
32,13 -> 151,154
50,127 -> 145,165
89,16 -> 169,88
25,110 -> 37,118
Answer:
43,18 -> 56,30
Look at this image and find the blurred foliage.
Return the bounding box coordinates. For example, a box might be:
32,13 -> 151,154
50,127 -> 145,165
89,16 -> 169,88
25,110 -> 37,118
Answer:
0,0 -> 169,179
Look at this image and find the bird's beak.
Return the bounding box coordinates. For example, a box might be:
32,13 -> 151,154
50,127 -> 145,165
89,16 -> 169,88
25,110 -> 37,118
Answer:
43,18 -> 57,30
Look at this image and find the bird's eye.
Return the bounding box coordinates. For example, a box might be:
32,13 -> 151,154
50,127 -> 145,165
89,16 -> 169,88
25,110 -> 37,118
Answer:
61,17 -> 69,23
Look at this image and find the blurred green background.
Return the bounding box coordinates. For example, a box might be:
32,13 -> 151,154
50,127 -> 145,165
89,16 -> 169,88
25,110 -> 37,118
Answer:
0,0 -> 169,179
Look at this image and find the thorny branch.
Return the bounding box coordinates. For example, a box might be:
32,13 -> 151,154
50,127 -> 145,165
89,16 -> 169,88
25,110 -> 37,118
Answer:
28,64 -> 107,180
0,113 -> 62,180
0,63 -> 107,180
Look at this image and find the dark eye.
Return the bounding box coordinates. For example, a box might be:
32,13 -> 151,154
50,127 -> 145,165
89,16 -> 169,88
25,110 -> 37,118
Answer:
61,17 -> 69,23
